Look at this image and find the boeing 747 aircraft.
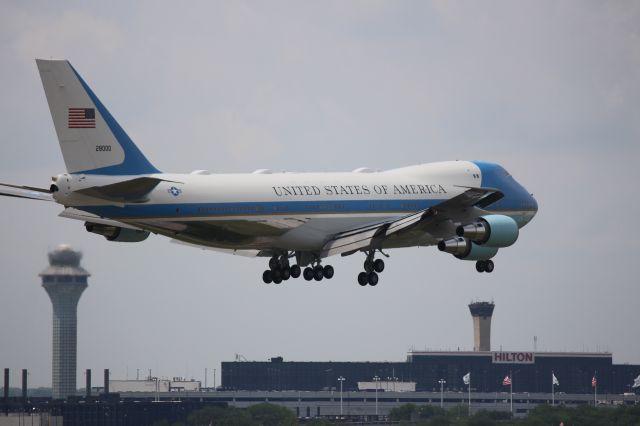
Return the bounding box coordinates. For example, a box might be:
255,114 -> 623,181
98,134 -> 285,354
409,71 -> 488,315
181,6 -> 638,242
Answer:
0,60 -> 538,285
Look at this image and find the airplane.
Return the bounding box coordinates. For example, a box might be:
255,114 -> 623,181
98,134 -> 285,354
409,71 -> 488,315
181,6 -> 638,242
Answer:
0,59 -> 538,286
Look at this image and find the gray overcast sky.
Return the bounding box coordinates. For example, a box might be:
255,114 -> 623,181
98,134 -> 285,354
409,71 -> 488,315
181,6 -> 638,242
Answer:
1,1 -> 639,388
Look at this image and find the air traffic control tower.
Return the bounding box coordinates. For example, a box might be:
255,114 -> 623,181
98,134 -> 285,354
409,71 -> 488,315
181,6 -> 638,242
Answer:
40,244 -> 90,399
469,301 -> 495,352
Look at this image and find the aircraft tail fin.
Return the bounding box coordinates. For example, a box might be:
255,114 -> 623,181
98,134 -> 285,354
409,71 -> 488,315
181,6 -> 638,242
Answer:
36,59 -> 160,175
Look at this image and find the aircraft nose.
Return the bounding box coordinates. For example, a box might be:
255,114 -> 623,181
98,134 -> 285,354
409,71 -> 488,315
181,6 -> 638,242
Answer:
527,194 -> 538,215
523,192 -> 538,226
530,193 -> 538,215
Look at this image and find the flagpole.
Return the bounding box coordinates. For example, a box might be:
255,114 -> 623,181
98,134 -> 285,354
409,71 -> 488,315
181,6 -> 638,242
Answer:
468,377 -> 471,417
462,372 -> 471,416
510,370 -> 513,415
552,372 -> 554,407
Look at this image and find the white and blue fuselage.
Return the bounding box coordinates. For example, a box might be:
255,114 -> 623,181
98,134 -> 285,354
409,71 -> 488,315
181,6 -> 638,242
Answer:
53,160 -> 537,253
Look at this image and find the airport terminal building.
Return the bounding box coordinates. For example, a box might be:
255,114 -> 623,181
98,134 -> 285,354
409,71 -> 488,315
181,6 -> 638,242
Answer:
221,351 -> 640,394
222,302 -> 639,394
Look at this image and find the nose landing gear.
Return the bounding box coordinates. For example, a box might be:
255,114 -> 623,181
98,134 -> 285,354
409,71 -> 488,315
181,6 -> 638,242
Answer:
475,260 -> 494,273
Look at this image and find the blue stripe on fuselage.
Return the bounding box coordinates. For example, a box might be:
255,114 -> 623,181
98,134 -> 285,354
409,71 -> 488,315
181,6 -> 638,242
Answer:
472,161 -> 537,212
78,198 -> 445,219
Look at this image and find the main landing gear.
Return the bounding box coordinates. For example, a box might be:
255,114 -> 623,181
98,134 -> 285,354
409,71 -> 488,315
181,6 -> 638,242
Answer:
262,254 -> 334,284
262,255 -> 301,284
357,251 -> 387,286
475,260 -> 495,273
302,263 -> 334,282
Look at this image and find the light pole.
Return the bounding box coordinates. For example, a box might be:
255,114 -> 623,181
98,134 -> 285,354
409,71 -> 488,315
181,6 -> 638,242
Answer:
373,376 -> 380,416
438,379 -> 446,408
338,376 -> 346,417
152,377 -> 159,402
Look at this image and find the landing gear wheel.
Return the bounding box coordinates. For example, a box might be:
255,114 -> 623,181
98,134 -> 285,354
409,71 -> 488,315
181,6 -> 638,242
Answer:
290,265 -> 301,278
272,268 -> 282,281
323,265 -> 334,279
484,260 -> 494,273
368,272 -> 379,286
358,272 -> 369,286
281,267 -> 291,280
262,270 -> 273,284
475,261 -> 486,273
273,275 -> 282,284
364,259 -> 374,273
303,267 -> 314,281
373,259 -> 385,273
313,266 -> 324,281
269,257 -> 279,270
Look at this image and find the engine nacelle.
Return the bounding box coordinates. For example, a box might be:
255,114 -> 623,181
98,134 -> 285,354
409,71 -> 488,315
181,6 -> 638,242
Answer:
437,236 -> 469,256
85,222 -> 150,242
456,214 -> 519,248
438,237 -> 498,260
457,242 -> 499,260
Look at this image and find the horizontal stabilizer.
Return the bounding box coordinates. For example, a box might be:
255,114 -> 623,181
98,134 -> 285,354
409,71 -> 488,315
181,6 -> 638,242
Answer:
0,183 -> 53,202
75,177 -> 180,203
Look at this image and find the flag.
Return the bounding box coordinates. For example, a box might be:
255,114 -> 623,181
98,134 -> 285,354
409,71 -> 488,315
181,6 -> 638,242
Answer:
632,374 -> 640,389
592,376 -> 597,388
552,373 -> 559,386
502,375 -> 512,386
462,372 -> 470,385
68,107 -> 96,128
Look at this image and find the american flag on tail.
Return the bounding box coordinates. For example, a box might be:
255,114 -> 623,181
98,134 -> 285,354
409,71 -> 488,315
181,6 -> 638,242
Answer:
68,107 -> 95,128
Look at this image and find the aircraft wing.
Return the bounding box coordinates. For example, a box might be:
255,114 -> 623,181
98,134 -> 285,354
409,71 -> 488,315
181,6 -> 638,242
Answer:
438,185 -> 504,211
0,182 -> 54,202
320,186 -> 503,257
59,207 -> 143,230
169,239 -> 264,257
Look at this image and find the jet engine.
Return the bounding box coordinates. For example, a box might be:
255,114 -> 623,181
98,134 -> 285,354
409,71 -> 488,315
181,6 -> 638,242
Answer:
456,214 -> 519,248
437,237 -> 498,260
85,222 -> 150,242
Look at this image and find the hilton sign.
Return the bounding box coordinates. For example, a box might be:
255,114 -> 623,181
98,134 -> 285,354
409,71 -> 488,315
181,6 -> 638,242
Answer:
492,352 -> 536,364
